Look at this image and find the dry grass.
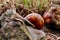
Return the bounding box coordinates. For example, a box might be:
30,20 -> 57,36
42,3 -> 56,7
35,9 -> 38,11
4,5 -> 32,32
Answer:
0,0 -> 49,9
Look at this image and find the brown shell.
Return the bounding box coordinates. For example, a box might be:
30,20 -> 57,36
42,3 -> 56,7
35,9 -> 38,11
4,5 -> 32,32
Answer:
25,13 -> 44,29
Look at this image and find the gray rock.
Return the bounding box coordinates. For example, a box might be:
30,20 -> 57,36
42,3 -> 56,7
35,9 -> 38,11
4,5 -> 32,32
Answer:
0,9 -> 46,40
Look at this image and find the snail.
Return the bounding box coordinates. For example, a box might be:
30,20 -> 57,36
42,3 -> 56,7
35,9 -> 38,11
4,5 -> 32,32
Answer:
43,7 -> 56,24
25,13 -> 44,30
